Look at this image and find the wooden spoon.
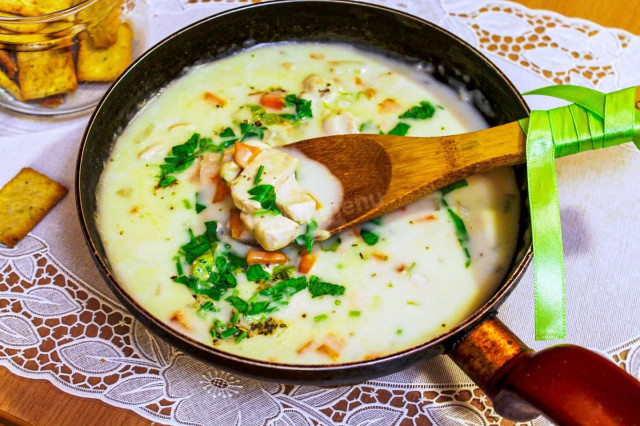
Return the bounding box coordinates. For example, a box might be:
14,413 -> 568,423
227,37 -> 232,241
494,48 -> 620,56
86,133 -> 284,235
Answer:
282,121 -> 526,235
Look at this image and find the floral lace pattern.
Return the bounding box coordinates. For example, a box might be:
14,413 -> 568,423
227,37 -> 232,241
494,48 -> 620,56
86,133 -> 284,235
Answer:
2,1 -> 640,425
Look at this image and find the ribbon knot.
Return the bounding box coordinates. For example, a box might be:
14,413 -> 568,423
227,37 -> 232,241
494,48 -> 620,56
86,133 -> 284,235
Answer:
520,85 -> 640,340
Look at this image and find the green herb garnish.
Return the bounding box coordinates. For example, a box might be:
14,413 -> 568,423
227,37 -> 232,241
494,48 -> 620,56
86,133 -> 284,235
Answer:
157,133 -> 219,188
183,199 -> 192,209
349,310 -> 361,317
360,229 -> 379,246
195,192 -> 206,214
440,179 -> 469,197
239,122 -> 267,141
254,165 -> 264,185
314,314 -> 329,322
246,264 -> 270,282
235,331 -> 248,342
295,220 -> 317,253
447,208 -> 471,268
399,101 -> 436,120
308,276 -> 345,298
225,296 -> 249,315
220,327 -> 238,339
271,265 -> 295,281
283,94 -> 312,122
260,276 -> 308,298
387,122 -> 410,136
248,184 -> 280,214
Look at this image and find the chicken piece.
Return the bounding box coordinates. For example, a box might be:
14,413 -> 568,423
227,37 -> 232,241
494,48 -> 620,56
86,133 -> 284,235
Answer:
301,74 -> 338,102
220,148 -> 241,183
275,176 -> 316,223
322,111 -> 359,136
240,212 -> 300,251
199,153 -> 221,184
231,149 -> 299,213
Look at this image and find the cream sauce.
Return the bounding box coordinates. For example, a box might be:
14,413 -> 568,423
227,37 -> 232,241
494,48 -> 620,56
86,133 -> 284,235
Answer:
96,43 -> 520,364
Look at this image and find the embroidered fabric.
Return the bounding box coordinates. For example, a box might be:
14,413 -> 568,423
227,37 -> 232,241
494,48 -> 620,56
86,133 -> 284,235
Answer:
1,1 -> 639,425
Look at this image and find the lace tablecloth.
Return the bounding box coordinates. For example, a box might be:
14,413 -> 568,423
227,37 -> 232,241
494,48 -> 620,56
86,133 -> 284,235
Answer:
1,1 -> 639,425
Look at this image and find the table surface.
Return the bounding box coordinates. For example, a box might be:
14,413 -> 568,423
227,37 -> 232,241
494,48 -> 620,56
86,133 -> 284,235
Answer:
0,1 -> 638,425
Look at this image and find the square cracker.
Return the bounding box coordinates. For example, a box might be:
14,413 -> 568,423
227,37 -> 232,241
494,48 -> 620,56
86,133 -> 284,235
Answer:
77,22 -> 132,82
0,168 -> 68,248
17,47 -> 77,100
78,0 -> 122,48
0,0 -> 73,17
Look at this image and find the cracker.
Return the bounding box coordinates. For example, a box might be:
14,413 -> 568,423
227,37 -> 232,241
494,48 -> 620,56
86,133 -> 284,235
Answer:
17,47 -> 77,100
0,12 -> 47,33
0,0 -> 73,17
0,168 -> 67,248
78,0 -> 122,48
77,22 -> 132,82
0,67 -> 22,101
0,49 -> 17,78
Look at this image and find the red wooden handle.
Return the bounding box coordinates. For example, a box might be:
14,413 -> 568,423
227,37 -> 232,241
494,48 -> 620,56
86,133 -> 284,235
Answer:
450,317 -> 640,424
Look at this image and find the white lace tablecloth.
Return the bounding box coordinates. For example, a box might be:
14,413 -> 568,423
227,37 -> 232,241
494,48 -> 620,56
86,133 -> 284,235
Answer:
1,1 -> 639,425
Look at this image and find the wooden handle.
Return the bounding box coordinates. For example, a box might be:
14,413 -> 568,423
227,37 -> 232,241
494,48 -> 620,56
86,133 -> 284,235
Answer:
449,317 -> 640,423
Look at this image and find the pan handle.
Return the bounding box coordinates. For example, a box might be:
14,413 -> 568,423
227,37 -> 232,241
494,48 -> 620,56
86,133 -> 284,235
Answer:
448,316 -> 640,423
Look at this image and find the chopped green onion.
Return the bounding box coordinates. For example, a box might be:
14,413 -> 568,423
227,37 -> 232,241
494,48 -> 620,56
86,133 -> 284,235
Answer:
314,314 -> 329,322
349,310 -> 361,317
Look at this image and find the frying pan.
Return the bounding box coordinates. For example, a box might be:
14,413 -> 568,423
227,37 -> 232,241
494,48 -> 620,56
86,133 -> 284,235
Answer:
75,1 -> 640,423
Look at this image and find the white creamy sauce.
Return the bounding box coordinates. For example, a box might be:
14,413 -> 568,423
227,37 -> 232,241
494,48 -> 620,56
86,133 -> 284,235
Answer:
96,43 -> 520,364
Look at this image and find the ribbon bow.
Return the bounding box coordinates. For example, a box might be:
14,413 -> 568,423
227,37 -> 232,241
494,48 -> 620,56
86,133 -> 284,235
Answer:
520,85 -> 640,340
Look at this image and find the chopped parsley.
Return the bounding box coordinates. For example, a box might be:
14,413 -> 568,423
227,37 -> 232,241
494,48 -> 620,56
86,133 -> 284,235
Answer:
254,165 -> 264,185
248,184 -> 280,215
157,133 -> 222,188
178,222 -> 218,264
199,301 -> 216,312
360,229 -> 379,246
239,122 -> 267,141
447,208 -> 471,268
399,101 -> 436,120
195,192 -> 206,214
387,122 -> 410,136
308,275 -> 345,298
282,94 -> 313,122
259,276 -> 308,299
295,220 -> 317,253
219,127 -> 238,148
440,179 -> 469,197
246,264 -> 270,282
225,296 -> 249,315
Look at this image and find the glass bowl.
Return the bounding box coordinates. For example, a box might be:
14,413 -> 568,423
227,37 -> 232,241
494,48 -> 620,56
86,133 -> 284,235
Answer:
0,0 -> 139,116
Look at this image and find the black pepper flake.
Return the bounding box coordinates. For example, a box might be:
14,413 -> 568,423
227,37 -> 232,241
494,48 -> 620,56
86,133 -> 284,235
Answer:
359,253 -> 364,260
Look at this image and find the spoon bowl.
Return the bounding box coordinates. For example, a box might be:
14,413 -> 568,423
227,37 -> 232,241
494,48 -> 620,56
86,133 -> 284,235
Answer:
285,121 -> 527,234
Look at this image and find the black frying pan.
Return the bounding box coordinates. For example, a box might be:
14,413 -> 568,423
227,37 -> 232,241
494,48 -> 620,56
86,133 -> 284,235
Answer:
75,1 -> 640,423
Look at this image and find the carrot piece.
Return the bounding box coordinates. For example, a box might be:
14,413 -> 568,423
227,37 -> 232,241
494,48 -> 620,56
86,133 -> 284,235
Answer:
229,207 -> 246,239
316,344 -> 339,361
170,311 -> 190,330
351,229 -> 360,238
260,91 -> 285,110
363,88 -> 376,99
298,253 -> 317,273
247,250 -> 287,265
297,340 -> 313,354
378,98 -> 401,113
234,141 -> 261,168
416,214 -> 437,222
203,92 -> 226,107
212,178 -> 230,203
354,76 -> 362,85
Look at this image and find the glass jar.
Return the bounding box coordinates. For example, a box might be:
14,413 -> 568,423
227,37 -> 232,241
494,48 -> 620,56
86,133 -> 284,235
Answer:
0,0 -> 138,115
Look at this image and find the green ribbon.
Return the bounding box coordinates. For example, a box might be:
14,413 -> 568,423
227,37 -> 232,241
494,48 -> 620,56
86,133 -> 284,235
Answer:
520,85 -> 639,340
